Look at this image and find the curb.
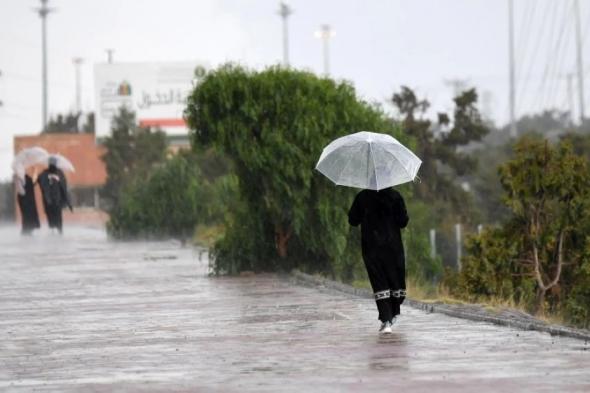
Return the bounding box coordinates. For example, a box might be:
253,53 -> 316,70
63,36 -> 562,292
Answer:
290,269 -> 590,342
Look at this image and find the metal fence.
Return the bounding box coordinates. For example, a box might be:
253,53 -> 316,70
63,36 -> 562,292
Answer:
428,223 -> 483,271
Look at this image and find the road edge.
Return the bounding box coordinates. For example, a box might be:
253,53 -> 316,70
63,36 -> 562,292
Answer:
290,269 -> 590,342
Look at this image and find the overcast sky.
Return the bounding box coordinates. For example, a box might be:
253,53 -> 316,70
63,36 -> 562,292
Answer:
1,0 -> 589,180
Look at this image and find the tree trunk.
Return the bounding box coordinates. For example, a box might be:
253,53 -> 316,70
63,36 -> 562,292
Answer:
530,230 -> 565,316
275,225 -> 292,259
534,287 -> 546,315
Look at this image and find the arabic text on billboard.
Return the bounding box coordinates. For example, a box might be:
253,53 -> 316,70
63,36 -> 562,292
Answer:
94,62 -> 204,138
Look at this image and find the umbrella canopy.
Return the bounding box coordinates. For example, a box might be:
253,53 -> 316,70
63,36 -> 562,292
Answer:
50,154 -> 76,173
315,131 -> 422,190
12,147 -> 50,180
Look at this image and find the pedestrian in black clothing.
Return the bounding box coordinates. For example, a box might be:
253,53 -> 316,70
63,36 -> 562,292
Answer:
37,157 -> 72,234
348,187 -> 409,334
15,173 -> 40,235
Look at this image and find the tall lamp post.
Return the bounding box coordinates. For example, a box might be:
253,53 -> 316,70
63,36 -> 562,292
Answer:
574,0 -> 586,123
314,24 -> 335,77
35,0 -> 54,132
0,70 -> 3,108
106,49 -> 115,64
73,57 -> 84,114
277,2 -> 293,66
508,0 -> 517,138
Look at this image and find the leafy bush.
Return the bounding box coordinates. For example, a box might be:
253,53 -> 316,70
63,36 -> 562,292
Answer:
108,151 -> 207,241
564,254 -> 590,328
450,136 -> 590,327
185,64 -> 411,277
451,226 -> 534,304
404,200 -> 444,283
101,107 -> 168,213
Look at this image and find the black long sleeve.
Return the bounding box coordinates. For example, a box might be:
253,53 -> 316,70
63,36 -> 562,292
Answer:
348,192 -> 363,227
59,171 -> 71,209
394,195 -> 409,229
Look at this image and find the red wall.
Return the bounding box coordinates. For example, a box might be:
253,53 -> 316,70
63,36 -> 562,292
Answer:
13,133 -> 108,226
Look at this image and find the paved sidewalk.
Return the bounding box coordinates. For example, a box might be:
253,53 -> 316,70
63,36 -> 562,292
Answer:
0,227 -> 589,392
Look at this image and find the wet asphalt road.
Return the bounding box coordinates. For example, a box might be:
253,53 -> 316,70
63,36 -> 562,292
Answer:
0,226 -> 589,392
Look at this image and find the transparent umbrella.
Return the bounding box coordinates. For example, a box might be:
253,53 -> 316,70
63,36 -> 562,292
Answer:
50,154 -> 76,173
315,131 -> 421,190
11,147 -> 50,180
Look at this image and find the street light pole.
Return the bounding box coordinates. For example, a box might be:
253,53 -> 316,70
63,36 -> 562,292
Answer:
277,2 -> 293,67
0,70 -> 3,108
35,0 -> 53,132
508,0 -> 517,138
574,0 -> 586,123
315,25 -> 335,77
73,58 -> 84,114
567,73 -> 575,125
105,49 -> 115,64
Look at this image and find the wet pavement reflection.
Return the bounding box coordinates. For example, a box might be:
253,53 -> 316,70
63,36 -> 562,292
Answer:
0,226 -> 588,392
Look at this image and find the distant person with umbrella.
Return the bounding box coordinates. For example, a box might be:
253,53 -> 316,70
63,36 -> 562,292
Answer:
12,147 -> 48,235
37,156 -> 73,234
14,168 -> 40,235
316,131 -> 421,334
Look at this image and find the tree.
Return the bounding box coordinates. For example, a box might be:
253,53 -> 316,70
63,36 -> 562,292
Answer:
451,135 -> 590,326
470,110 -> 589,226
185,65 -> 407,275
107,150 -> 206,241
391,87 -> 489,221
82,112 -> 95,133
455,225 -> 532,303
469,140 -> 513,224
565,252 -> 590,328
560,132 -> 590,157
499,109 -> 571,137
100,107 -> 167,213
498,137 -> 589,313
44,112 -> 95,133
390,87 -> 490,269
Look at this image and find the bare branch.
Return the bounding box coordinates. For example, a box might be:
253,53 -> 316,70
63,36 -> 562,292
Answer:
532,243 -> 548,291
546,230 -> 565,290
511,273 -> 534,277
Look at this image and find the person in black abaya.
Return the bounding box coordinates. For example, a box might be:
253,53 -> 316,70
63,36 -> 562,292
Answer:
15,173 -> 40,235
37,157 -> 72,234
348,187 -> 409,334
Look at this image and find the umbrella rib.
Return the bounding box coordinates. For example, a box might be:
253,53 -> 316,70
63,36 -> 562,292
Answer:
384,144 -> 414,181
368,140 -> 379,190
334,145 -> 359,185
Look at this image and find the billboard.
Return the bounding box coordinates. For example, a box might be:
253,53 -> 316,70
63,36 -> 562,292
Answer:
94,62 -> 206,139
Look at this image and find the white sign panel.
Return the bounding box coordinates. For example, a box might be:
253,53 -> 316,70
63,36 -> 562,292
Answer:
94,62 -> 206,139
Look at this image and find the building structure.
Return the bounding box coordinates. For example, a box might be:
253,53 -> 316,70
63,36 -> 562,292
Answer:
94,61 -> 206,144
13,133 -> 107,227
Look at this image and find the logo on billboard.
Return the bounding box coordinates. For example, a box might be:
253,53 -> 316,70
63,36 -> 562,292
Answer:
95,62 -> 207,138
117,81 -> 132,96
99,80 -> 133,118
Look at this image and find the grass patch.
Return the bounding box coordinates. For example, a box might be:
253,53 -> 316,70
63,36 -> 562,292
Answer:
351,279 -> 371,289
327,273 -> 574,328
410,279 -> 569,326
405,276 -> 466,304
193,224 -> 225,248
